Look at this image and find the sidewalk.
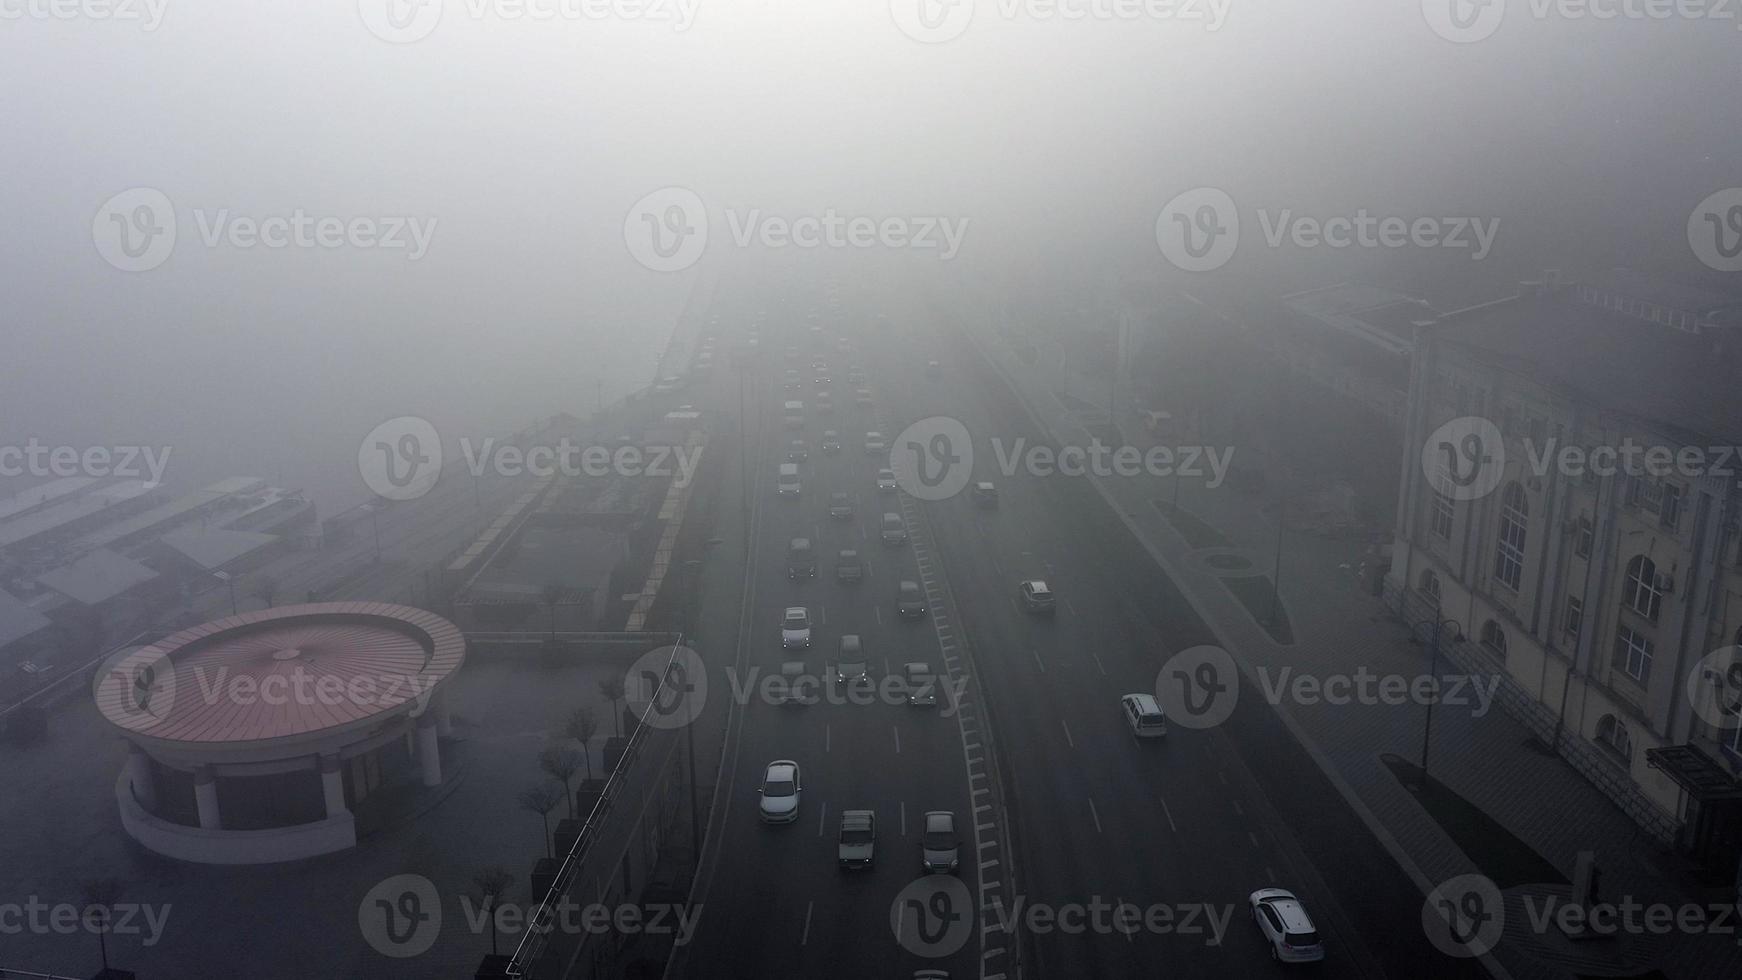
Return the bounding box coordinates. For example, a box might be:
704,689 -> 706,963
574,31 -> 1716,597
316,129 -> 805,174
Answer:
963,312 -> 1742,980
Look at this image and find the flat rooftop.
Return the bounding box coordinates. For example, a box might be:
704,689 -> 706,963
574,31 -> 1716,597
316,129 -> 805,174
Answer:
0,479 -> 159,550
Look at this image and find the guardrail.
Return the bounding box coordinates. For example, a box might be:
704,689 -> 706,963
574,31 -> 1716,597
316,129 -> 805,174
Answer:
501,639 -> 698,979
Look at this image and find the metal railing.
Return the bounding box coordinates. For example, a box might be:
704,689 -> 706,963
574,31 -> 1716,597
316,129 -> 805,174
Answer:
502,639 -> 700,979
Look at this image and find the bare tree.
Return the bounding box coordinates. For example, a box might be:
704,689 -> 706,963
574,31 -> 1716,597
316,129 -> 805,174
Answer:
564,707 -> 599,783
597,676 -> 626,738
251,576 -> 279,609
517,783 -> 564,859
538,743 -> 584,818
469,867 -> 515,958
80,878 -> 124,973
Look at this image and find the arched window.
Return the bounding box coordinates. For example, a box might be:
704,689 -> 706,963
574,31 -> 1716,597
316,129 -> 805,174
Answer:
1480,620 -> 1508,659
1494,483 -> 1528,590
1622,555 -> 1663,622
1419,569 -> 1441,602
1595,714 -> 1632,763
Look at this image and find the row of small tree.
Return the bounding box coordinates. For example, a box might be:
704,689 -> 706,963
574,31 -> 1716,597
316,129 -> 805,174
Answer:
516,678 -> 628,858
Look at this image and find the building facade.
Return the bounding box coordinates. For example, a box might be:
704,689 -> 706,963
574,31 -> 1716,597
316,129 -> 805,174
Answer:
1386,273 -> 1742,880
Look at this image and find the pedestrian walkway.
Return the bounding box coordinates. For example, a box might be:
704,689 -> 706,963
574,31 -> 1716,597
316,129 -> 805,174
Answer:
965,315 -> 1742,980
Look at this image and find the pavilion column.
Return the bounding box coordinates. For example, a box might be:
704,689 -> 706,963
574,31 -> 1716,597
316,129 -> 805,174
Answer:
193,765 -> 222,830
319,754 -> 348,817
417,714 -> 442,787
126,744 -> 157,812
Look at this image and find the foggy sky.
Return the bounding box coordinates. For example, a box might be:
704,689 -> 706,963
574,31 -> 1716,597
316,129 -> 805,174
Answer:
3,0 -> 1736,511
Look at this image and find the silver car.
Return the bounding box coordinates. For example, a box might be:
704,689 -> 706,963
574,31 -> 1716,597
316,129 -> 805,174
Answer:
781,607 -> 812,649
920,810 -> 960,873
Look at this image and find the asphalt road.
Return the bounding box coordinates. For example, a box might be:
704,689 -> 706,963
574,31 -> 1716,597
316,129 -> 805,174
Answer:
676,274 -> 1489,979
677,286 -> 987,979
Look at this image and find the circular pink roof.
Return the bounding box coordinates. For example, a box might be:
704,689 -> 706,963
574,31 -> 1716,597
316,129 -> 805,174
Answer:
96,602 -> 465,748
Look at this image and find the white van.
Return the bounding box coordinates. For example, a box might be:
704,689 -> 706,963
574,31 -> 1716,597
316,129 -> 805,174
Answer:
778,463 -> 801,496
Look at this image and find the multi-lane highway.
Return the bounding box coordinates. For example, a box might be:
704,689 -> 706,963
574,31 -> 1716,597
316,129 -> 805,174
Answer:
676,280 -> 1008,979
673,273 -> 1487,979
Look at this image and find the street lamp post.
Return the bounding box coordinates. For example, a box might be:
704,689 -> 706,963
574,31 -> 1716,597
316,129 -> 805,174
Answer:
1417,604 -> 1461,786
214,571 -> 237,617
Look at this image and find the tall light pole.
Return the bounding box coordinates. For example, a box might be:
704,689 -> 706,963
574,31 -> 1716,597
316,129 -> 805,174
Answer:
214,571 -> 237,616
1417,606 -> 1461,786
1267,485 -> 1286,628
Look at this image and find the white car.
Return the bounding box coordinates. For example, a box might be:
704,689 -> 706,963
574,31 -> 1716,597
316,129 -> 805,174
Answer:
876,468 -> 898,493
1121,694 -> 1168,738
1249,889 -> 1325,963
758,760 -> 802,824
864,431 -> 886,454
781,607 -> 812,649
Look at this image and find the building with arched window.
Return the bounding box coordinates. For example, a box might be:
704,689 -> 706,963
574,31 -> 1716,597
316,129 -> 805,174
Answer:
1384,272 -> 1742,880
